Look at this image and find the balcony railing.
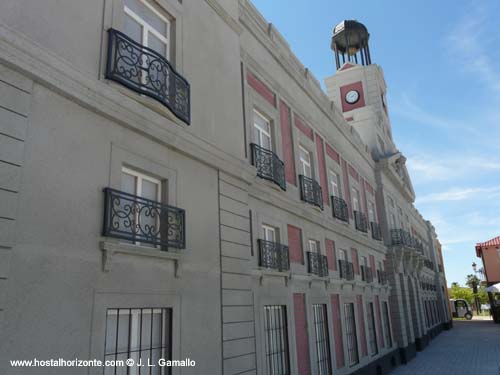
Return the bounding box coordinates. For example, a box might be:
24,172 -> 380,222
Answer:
424,259 -> 434,270
370,222 -> 382,241
390,229 -> 412,247
103,188 -> 186,249
307,252 -> 328,277
361,266 -> 374,283
106,28 -> 190,124
354,211 -> 368,233
339,259 -> 354,281
250,143 -> 286,190
258,239 -> 290,272
377,270 -> 388,285
299,175 -> 323,210
331,196 -> 349,222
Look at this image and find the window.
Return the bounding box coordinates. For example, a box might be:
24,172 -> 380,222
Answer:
299,145 -> 312,178
368,201 -> 376,223
339,249 -> 347,261
328,170 -> 341,198
361,256 -> 368,281
312,304 -> 332,375
344,303 -> 359,366
124,0 -> 171,58
253,109 -> 272,150
121,167 -> 162,247
264,305 -> 290,375
351,188 -> 360,212
104,308 -> 172,375
309,239 -> 320,254
262,225 -> 277,243
382,302 -> 392,347
367,303 -> 378,355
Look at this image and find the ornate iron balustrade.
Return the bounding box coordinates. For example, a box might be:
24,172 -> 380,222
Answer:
354,211 -> 368,233
307,252 -> 329,277
377,270 -> 388,285
370,222 -> 382,241
414,240 -> 424,253
250,143 -> 286,190
103,188 -> 185,249
424,259 -> 434,270
106,28 -> 190,124
365,267 -> 374,283
300,175 -> 323,209
339,259 -> 355,281
258,239 -> 290,272
390,229 -> 412,247
331,196 -> 349,222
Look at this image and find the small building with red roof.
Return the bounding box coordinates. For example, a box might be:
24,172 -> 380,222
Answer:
476,235 -> 500,286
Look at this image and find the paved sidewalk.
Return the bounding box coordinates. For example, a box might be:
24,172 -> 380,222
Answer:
390,320 -> 500,375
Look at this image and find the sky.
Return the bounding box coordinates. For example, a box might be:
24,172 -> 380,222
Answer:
251,0 -> 500,287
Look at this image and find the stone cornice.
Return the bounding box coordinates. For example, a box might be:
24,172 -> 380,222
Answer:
205,0 -> 242,34
0,22 -> 255,184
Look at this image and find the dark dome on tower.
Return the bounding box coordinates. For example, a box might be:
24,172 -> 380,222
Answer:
331,20 -> 371,70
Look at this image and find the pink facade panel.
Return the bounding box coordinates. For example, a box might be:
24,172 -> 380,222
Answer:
375,295 -> 385,348
279,100 -> 297,186
325,239 -> 337,271
348,164 -> 359,182
351,248 -> 360,275
340,81 -> 365,112
288,224 -> 303,264
356,295 -> 368,357
293,293 -> 311,375
246,71 -> 276,107
330,294 -> 345,369
364,180 -> 374,196
315,133 -> 329,205
341,159 -> 353,218
481,246 -> 500,283
369,254 -> 376,273
294,114 -> 314,140
325,143 -> 340,164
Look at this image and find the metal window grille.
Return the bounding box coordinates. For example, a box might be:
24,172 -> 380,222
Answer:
367,303 -> 378,356
344,303 -> 359,366
251,143 -> 286,190
312,304 -> 332,375
299,175 -> 323,209
104,308 -> 172,375
263,305 -> 290,375
382,302 -> 392,348
258,239 -> 290,272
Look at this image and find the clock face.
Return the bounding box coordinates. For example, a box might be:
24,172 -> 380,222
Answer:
345,90 -> 360,104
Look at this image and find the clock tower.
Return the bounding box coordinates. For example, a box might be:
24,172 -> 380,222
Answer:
324,20 -> 395,160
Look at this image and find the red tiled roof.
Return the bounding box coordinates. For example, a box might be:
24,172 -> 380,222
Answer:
476,235 -> 500,256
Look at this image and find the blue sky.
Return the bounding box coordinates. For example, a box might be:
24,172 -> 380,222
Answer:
251,0 -> 500,286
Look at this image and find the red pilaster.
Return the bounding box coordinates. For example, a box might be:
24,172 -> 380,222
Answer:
331,294 -> 345,369
356,295 -> 368,357
315,133 -> 329,206
325,239 -> 337,271
293,293 -> 311,375
279,100 -> 296,186
288,225 -> 303,264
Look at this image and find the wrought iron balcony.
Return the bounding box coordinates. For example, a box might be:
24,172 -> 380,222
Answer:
339,259 -> 355,281
307,252 -> 328,277
103,188 -> 186,249
424,259 -> 434,270
331,196 -> 349,222
361,266 -> 374,283
106,28 -> 190,124
354,211 -> 368,233
377,270 -> 388,285
258,239 -> 290,272
370,222 -> 382,241
250,143 -> 286,190
390,229 -> 412,247
299,175 -> 323,209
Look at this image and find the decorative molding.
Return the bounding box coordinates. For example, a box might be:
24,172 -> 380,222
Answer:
204,0 -> 242,34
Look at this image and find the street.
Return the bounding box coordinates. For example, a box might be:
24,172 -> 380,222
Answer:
390,319 -> 500,374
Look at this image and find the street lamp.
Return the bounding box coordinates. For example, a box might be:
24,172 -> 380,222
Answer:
471,262 -> 480,314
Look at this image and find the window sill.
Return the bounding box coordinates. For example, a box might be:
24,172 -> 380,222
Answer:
252,268 -> 291,286
100,240 -> 182,277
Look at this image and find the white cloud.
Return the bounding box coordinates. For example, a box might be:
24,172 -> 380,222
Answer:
417,186 -> 500,204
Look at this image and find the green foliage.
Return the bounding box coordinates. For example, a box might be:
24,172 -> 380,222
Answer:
448,279 -> 490,307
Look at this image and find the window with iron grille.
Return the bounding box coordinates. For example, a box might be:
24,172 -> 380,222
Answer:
312,304 -> 332,375
344,303 -> 359,366
264,305 -> 290,375
104,308 -> 172,375
382,302 -> 392,347
367,302 -> 378,356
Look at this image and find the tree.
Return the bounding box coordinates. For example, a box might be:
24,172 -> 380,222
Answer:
449,283 -> 474,305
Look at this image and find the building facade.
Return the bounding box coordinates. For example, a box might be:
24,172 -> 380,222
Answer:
0,1 -> 450,374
